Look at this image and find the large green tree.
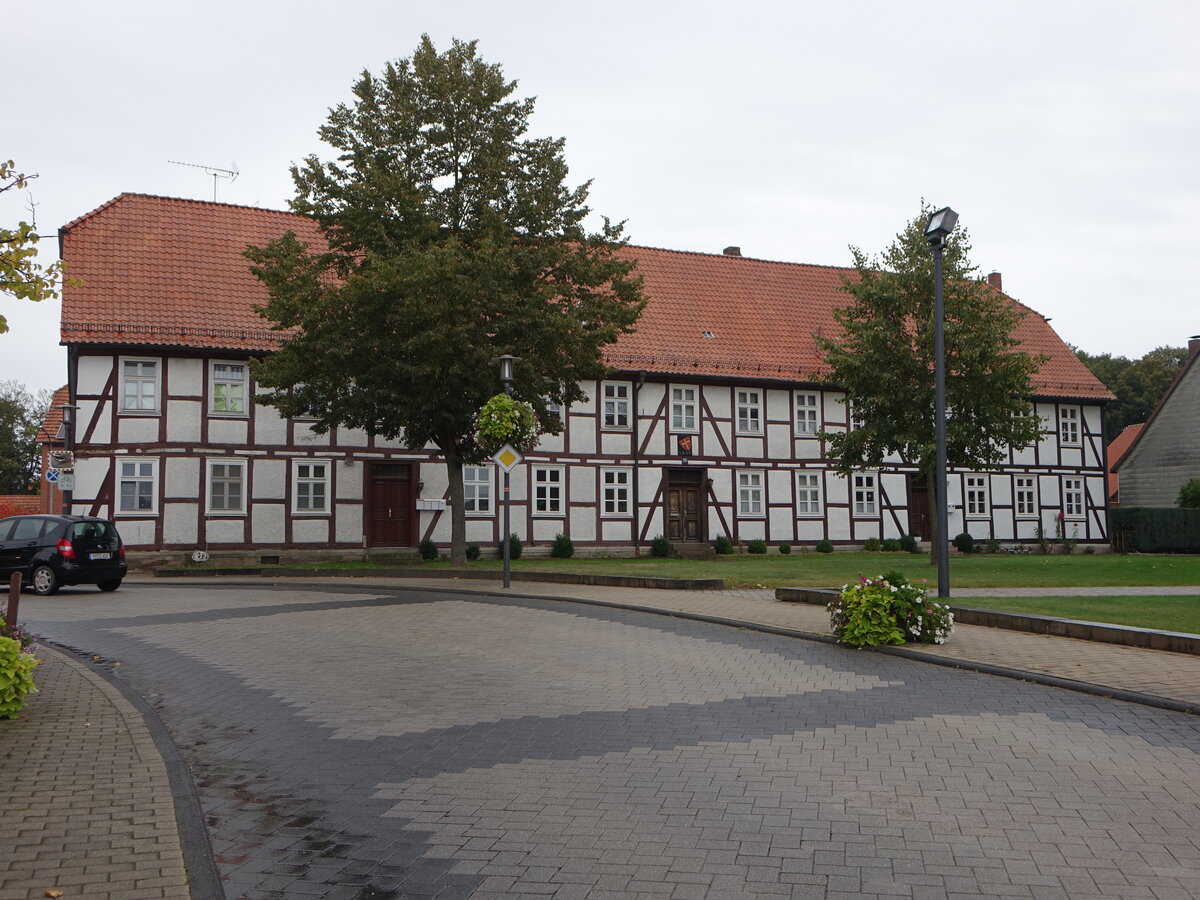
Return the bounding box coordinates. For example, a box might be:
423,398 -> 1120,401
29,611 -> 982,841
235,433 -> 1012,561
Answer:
0,381 -> 51,494
816,204 -> 1045,556
247,36 -> 645,563
1,161 -> 66,334
1075,345 -> 1187,440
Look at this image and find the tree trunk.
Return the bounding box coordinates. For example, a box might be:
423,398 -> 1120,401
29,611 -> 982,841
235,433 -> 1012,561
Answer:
441,440 -> 468,565
927,468 -> 939,567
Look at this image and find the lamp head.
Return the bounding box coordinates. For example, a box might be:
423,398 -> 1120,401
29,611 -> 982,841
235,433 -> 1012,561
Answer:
924,206 -> 959,246
493,354 -> 521,386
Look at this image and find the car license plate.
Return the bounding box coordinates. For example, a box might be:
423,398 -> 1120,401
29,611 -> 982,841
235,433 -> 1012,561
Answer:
90,552 -> 111,560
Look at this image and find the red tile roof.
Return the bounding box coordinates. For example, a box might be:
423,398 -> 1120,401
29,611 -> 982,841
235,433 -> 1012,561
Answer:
37,385 -> 70,444
1106,422 -> 1145,502
61,194 -> 1113,401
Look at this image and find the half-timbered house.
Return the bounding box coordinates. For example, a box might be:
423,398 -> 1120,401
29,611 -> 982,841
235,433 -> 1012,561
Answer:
57,194 -> 1114,562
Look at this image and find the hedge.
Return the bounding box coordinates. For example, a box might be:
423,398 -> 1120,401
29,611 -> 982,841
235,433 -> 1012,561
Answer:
1111,506 -> 1200,553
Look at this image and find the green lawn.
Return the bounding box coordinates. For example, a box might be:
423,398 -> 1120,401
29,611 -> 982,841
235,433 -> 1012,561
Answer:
444,552 -> 1200,590
957,595 -> 1200,636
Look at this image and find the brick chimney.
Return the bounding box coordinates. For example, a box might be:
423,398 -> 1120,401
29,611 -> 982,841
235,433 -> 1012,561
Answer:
986,271 -> 1002,291
1189,334 -> 1200,359
722,246 -> 742,257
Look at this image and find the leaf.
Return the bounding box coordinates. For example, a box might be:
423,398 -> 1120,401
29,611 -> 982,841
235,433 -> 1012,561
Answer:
45,890 -> 65,898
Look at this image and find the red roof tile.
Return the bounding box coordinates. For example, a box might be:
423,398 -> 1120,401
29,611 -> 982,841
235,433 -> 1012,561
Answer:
37,386 -> 70,444
61,195 -> 1113,401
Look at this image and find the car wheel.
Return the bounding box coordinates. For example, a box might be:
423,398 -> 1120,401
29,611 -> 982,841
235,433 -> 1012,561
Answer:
97,579 -> 122,592
31,565 -> 60,596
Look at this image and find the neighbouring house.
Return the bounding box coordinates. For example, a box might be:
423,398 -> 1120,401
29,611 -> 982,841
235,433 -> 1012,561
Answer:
1114,337 -> 1200,507
36,386 -> 70,514
56,193 -> 1114,563
1106,422 -> 1145,507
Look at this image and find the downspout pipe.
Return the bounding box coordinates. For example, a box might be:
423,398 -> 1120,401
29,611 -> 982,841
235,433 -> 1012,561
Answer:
632,370 -> 647,556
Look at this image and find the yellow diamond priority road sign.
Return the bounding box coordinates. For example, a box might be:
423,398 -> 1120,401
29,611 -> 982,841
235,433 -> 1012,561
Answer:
492,444 -> 522,472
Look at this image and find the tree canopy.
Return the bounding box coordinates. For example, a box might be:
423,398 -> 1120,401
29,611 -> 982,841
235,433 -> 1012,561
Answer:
0,381 -> 51,494
246,36 -> 645,563
1,161 -> 66,334
816,204 -> 1045,547
1075,345 -> 1187,440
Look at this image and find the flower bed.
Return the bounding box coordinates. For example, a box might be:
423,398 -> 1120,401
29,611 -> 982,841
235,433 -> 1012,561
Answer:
828,575 -> 954,648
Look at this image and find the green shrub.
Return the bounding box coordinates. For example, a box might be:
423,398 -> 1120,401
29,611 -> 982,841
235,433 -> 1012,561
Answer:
953,532 -> 975,554
1084,545 -> 1096,555
746,539 -> 767,555
985,538 -> 1000,554
465,542 -> 481,561
551,533 -> 575,559
1112,507 -> 1200,553
778,543 -> 792,555
0,634 -> 39,719
899,534 -> 919,553
863,537 -> 881,552
816,539 -> 834,554
499,532 -> 523,559
714,535 -> 735,554
649,534 -> 670,558
880,569 -> 907,587
418,538 -> 438,561
881,538 -> 901,552
1178,478 -> 1200,509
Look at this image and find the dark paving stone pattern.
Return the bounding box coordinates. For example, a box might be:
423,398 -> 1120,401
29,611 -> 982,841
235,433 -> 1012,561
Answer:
23,583 -> 1200,899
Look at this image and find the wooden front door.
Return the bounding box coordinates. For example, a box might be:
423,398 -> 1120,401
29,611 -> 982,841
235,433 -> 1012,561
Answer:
665,469 -> 705,543
368,463 -> 414,547
907,475 -> 930,541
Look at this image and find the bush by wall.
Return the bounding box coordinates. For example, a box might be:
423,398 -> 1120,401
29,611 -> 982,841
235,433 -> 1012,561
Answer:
418,539 -> 439,561
649,535 -> 670,558
815,539 -> 834,554
1112,507 -> 1200,553
746,539 -> 767,555
499,533 -> 523,559
551,533 -> 575,558
714,535 -> 735,554
953,532 -> 975,554
863,537 -> 881,552
899,534 -> 919,553
465,543 -> 481,561
778,543 -> 792,555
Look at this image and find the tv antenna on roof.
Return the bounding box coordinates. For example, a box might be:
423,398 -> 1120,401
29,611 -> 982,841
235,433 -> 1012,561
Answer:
168,159 -> 239,201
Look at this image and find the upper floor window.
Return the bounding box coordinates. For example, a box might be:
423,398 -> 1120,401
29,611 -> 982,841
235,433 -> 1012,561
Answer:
736,389 -> 761,434
738,470 -> 764,516
795,392 -> 819,435
848,400 -> 864,431
671,386 -> 697,432
1015,476 -> 1037,517
601,468 -> 631,516
533,466 -> 563,515
1060,406 -> 1081,446
211,362 -> 248,416
120,358 -> 159,413
602,382 -> 630,430
117,458 -> 158,515
463,466 -> 493,515
1063,477 -> 1085,518
795,472 -> 822,517
207,460 -> 246,515
853,473 -> 877,516
293,460 -> 330,514
965,475 -> 989,518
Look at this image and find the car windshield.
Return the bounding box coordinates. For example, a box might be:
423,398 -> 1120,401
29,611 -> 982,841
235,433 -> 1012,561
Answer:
72,521 -> 118,548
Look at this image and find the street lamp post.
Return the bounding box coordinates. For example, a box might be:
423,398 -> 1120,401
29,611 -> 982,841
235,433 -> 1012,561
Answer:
496,354 -> 519,589
924,206 -> 958,600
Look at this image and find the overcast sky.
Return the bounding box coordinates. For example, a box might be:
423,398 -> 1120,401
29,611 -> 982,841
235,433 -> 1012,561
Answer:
4,0 -> 1198,395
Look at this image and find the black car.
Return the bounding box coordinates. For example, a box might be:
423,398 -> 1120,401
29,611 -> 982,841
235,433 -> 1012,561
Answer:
0,515 -> 127,595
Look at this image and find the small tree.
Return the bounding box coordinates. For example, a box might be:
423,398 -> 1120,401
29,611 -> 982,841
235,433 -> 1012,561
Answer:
1,162 -> 67,334
816,204 -> 1045,561
247,37 -> 645,564
0,381 -> 51,494
1178,478 -> 1200,509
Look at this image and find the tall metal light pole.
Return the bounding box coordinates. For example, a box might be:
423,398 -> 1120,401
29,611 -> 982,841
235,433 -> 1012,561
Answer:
496,354 -> 519,589
924,206 -> 958,599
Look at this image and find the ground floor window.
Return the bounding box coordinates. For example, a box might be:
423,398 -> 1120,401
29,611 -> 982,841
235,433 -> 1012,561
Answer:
795,472 -> 822,516
207,460 -> 246,515
965,475 -> 989,518
1015,477 -> 1037,517
463,466 -> 493,515
1063,477 -> 1085,518
533,466 -> 563,515
602,468 -> 631,516
293,460 -> 330,514
117,458 -> 157,514
853,473 -> 877,516
738,470 -> 763,516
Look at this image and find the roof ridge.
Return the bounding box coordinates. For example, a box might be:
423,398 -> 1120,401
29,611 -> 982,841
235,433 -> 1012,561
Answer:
622,243 -> 854,273
62,192 -> 295,232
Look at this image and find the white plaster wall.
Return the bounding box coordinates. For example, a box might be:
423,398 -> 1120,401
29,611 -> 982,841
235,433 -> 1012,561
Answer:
641,420 -> 667,457
768,506 -> 791,540
254,459 -> 287,501
334,505 -> 363,544
168,358 -> 203,396
766,389 -> 790,426
292,517 -> 327,544
250,504 -> 285,543
75,456 -> 110,504
569,507 -> 595,541
709,468 -> 733,507
1039,475 -> 1061,507
700,421 -> 723,458
796,520 -> 824,542
599,433 -> 632,456
209,419 -> 249,445
294,424 -> 330,446
734,436 -> 765,460
336,462 -> 364,501
793,438 -> 821,460
119,417 -> 158,445
165,457 -> 200,499
78,355 -> 113,394
1011,445 -> 1037,466
338,426 -> 370,448
463,519 -> 493,543
164,502 -> 198,544
77,398 -> 109,444
705,386 -> 731,420
116,519 -> 156,547
641,507 -> 664,539
166,400 -> 201,443
255,404 -> 287,446
600,519 -> 632,542
569,467 -> 594,503
566,419 -> 593,454
1059,447 -> 1083,469
766,425 -> 791,460
532,519 -> 562,541
992,475 -> 1013,507
738,520 -> 766,540
827,507 -> 850,539
206,520 -> 245,542
826,473 -> 849,506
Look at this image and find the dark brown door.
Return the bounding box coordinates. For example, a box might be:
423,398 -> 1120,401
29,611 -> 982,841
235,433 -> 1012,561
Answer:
907,475 -> 930,540
665,469 -> 704,543
368,463 -> 414,547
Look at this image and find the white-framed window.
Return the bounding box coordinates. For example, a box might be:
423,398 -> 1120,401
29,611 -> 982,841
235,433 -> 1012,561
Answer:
1063,477 -> 1085,518
602,382 -> 630,430
292,460 -> 330,514
601,468 -> 631,516
533,466 -> 563,515
117,458 -> 158,515
736,389 -> 762,434
206,459 -> 247,515
795,471 -> 822,517
853,473 -> 877,516
119,357 -> 160,413
1060,406 -> 1081,445
671,386 -> 697,432
848,401 -> 864,431
210,361 -> 248,416
463,466 -> 493,515
738,470 -> 764,516
965,475 -> 989,518
1015,476 -> 1037,517
795,392 -> 820,435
